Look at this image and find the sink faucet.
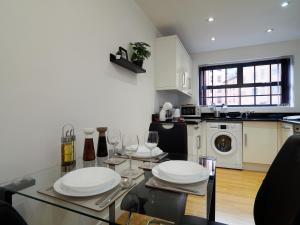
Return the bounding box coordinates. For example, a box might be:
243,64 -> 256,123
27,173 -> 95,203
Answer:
243,111 -> 254,119
211,104 -> 227,118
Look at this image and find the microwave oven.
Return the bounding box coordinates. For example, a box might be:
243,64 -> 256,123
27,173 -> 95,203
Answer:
180,105 -> 201,117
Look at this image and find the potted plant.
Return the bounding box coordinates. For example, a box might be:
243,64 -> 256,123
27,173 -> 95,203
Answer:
130,42 -> 151,67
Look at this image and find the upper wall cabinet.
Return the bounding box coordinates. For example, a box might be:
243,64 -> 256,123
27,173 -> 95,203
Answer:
155,35 -> 192,97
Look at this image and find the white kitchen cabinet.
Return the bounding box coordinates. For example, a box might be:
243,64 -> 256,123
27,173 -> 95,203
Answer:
155,35 -> 192,96
199,121 -> 206,156
243,121 -> 278,164
278,122 -> 293,150
187,122 -> 206,159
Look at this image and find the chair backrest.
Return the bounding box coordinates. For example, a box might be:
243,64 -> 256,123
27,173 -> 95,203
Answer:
254,135 -> 300,225
0,200 -> 28,225
149,122 -> 187,159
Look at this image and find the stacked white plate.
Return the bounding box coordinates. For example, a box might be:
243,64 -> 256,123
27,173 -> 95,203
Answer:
132,145 -> 163,159
152,160 -> 209,184
53,167 -> 121,197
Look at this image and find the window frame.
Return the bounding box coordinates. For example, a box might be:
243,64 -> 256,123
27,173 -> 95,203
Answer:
199,58 -> 290,107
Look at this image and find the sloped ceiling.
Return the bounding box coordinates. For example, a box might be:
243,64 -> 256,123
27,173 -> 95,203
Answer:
135,0 -> 300,53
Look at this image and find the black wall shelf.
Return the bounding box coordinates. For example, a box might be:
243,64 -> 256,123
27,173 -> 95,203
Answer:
110,54 -> 146,74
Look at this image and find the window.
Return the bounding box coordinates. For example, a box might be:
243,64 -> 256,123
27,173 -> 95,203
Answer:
199,58 -> 291,106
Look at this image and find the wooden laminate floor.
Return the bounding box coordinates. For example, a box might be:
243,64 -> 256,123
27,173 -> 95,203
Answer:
117,168 -> 266,225
213,168 -> 265,225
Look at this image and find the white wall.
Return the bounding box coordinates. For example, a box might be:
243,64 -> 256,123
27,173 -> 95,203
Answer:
0,0 -> 158,183
155,90 -> 181,112
183,39 -> 300,113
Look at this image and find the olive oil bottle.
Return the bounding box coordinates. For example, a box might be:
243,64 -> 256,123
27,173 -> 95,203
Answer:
61,124 -> 76,166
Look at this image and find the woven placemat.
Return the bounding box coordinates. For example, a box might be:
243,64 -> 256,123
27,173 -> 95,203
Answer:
138,162 -> 159,170
146,177 -> 208,196
116,152 -> 168,163
119,169 -> 144,179
38,182 -> 135,212
103,158 -> 126,165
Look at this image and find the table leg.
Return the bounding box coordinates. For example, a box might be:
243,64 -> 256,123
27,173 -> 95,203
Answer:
0,188 -> 13,204
126,211 -> 132,225
209,172 -> 216,221
109,164 -> 116,224
0,177 -> 35,205
109,202 -> 116,224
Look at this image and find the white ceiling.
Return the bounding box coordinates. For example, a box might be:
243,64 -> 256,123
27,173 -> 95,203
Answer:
135,0 -> 300,53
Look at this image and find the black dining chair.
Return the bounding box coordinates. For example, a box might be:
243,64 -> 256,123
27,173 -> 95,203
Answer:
0,200 -> 28,225
149,122 -> 188,159
253,134 -> 300,225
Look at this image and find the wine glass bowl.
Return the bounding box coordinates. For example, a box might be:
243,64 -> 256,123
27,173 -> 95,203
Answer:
144,142 -> 157,150
124,144 -> 139,155
144,131 -> 159,167
122,134 -> 139,176
107,129 -> 121,162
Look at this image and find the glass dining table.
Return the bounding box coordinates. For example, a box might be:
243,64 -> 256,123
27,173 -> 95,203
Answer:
0,153 -> 216,225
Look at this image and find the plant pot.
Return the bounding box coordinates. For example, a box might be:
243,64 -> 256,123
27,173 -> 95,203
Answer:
132,60 -> 143,67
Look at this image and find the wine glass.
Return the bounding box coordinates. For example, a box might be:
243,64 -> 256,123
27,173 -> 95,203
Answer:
144,131 -> 159,167
122,134 -> 139,176
107,129 -> 121,162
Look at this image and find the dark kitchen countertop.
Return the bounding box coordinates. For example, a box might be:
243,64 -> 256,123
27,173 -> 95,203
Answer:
203,117 -> 279,122
280,119 -> 300,125
200,112 -> 300,124
155,118 -> 300,125
152,120 -> 201,125
152,113 -> 300,125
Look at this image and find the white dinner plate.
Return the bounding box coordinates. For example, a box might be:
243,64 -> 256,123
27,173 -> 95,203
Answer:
158,160 -> 207,179
152,164 -> 209,184
53,168 -> 121,197
60,167 -> 117,193
132,145 -> 163,159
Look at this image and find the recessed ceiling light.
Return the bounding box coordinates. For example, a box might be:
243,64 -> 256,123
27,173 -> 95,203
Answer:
281,1 -> 289,7
207,17 -> 215,22
211,37 -> 216,41
266,28 -> 274,33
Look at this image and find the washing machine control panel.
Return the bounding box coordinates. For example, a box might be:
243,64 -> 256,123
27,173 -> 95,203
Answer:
220,125 -> 227,129
207,123 -> 242,131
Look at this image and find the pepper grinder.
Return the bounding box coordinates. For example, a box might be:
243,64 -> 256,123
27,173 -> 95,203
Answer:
61,124 -> 76,166
83,128 -> 96,161
96,127 -> 108,157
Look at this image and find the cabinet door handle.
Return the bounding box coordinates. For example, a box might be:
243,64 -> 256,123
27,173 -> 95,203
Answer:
197,135 -> 201,149
182,72 -> 186,87
244,134 -> 247,146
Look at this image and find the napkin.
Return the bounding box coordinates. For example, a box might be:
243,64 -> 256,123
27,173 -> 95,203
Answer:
132,146 -> 163,158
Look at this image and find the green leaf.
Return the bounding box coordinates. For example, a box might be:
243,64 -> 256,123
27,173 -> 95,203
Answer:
129,41 -> 151,60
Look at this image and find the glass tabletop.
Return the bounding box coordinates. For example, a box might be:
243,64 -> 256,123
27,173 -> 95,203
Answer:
0,154 -> 216,225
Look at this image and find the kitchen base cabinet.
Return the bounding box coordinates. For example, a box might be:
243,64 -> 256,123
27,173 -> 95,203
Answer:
187,122 -> 206,159
199,121 -> 206,157
243,121 -> 278,165
278,122 -> 293,150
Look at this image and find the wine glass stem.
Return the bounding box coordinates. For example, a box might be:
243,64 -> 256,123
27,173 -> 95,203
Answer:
129,155 -> 132,170
149,149 -> 152,166
112,145 -> 116,161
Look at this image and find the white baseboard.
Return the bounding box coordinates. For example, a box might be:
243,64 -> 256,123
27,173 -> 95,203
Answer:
242,163 -> 270,172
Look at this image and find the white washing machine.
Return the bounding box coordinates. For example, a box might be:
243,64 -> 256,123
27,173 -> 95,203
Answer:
206,122 -> 243,169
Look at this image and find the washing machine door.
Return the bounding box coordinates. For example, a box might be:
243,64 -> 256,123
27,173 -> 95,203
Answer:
211,131 -> 237,156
